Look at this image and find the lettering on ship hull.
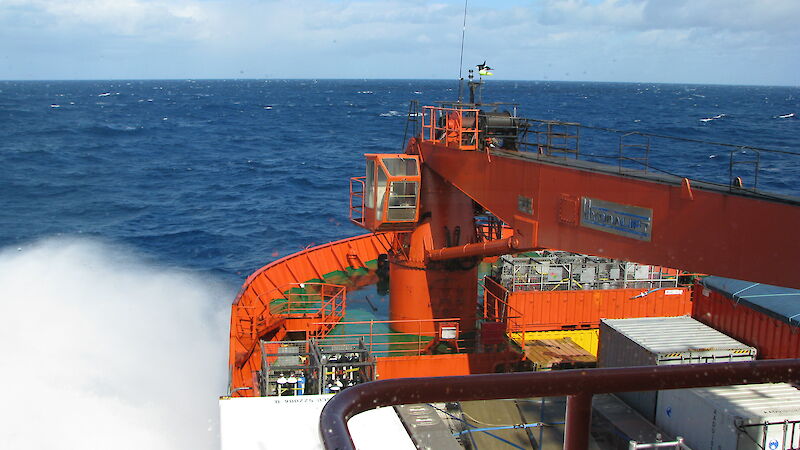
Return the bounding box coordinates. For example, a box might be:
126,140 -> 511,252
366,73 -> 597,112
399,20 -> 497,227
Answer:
580,197 -> 652,241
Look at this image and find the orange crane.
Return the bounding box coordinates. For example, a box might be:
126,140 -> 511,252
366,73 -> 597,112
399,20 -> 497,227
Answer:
351,100 -> 800,332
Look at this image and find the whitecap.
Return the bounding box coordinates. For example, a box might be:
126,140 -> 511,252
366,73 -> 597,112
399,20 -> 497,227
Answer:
50,104 -> 61,108
700,113 -> 725,122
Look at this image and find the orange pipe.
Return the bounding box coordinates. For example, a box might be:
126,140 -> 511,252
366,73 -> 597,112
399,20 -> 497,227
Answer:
427,236 -> 521,261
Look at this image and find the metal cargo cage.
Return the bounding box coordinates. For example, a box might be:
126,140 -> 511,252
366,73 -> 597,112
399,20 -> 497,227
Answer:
317,338 -> 375,394
498,251 -> 683,292
258,340 -> 319,397
257,338 -> 375,397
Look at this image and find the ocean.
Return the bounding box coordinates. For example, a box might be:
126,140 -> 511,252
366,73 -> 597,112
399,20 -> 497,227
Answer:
0,79 -> 798,449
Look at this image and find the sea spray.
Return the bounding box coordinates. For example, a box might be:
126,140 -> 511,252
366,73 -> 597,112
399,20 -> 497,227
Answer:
0,237 -> 232,450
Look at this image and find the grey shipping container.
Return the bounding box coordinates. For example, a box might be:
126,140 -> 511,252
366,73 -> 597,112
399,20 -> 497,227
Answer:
656,383 -> 800,450
598,316 -> 756,422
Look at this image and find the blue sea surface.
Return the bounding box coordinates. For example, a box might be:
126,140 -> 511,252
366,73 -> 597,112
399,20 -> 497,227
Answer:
1,79 -> 798,283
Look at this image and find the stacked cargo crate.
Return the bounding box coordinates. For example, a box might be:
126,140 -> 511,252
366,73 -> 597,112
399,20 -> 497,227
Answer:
599,316 -> 757,422
692,276 -> 800,359
656,383 -> 800,450
598,315 -> 800,450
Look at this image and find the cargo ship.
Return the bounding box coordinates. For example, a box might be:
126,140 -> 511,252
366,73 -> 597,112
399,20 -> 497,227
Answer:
221,72 -> 800,449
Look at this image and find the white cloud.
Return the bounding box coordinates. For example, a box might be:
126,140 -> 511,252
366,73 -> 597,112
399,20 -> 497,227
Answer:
1,0 -> 211,41
0,0 -> 797,84
535,0 -> 645,28
642,0 -> 799,33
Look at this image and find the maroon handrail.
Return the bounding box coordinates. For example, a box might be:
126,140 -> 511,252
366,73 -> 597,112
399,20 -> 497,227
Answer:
319,359 -> 800,450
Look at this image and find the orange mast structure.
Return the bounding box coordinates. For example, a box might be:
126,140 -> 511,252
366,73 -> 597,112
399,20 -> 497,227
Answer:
350,74 -> 800,332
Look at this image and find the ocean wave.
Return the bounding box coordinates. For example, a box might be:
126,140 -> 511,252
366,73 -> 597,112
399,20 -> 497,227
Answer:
85,124 -> 144,135
699,113 -> 726,122
2,79 -> 800,278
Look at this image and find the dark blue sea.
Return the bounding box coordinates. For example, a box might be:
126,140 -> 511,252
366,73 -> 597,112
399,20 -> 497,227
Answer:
2,79 -> 799,281
0,79 -> 798,449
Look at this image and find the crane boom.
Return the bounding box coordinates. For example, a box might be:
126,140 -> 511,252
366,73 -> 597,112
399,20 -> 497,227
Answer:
418,141 -> 800,289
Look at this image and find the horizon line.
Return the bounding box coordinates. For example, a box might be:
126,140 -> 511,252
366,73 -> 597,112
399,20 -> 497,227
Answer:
1,77 -> 797,89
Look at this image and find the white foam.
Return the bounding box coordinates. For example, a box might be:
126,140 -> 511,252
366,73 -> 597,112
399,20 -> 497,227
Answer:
700,113 -> 726,122
0,237 -> 232,450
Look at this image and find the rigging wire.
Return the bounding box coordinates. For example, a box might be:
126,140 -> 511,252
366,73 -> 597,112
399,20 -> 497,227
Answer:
576,123 -> 800,157
518,119 -> 800,157
458,0 -> 468,80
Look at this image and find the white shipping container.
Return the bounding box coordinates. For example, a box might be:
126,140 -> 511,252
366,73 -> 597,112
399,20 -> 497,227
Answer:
656,383 -> 800,450
599,316 -> 757,422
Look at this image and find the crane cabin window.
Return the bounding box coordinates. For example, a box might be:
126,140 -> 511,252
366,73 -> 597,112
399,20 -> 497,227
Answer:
365,159 -> 375,209
383,158 -> 419,177
375,165 -> 388,221
387,181 -> 418,221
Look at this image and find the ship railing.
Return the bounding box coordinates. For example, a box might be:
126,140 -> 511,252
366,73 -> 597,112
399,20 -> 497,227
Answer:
737,419 -> 800,450
481,276 -> 523,324
481,276 -> 525,350
348,176 -> 366,227
628,439 -> 691,449
308,318 -> 467,358
506,321 -> 599,353
474,214 -> 509,242
520,119 -> 581,158
399,100 -> 421,153
510,320 -> 599,331
512,118 -> 800,199
268,283 -> 347,325
421,105 -> 480,151
319,359 -> 800,450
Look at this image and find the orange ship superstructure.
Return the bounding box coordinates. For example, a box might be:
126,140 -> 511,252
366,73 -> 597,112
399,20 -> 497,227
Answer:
223,71 -> 800,450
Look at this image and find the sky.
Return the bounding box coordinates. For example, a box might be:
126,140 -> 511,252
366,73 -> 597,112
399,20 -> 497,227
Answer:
0,0 -> 798,86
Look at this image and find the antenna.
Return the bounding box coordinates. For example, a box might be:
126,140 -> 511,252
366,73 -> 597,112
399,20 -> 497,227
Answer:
457,0 -> 469,102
